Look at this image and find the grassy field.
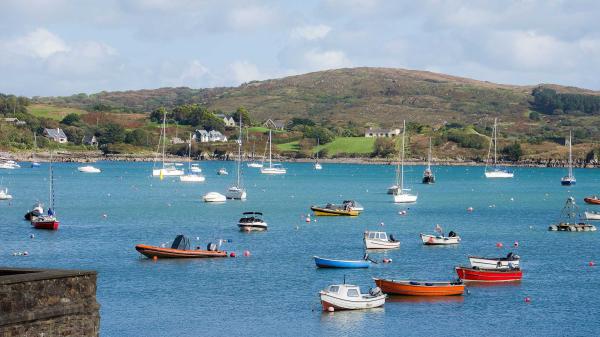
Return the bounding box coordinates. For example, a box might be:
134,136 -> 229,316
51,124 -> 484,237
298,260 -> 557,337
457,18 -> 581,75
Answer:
276,141 -> 300,152
28,104 -> 87,121
277,137 -> 376,156
248,126 -> 285,134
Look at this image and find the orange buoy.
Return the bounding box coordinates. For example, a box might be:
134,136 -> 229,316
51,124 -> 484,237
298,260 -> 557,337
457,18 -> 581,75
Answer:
230,252 -> 236,257
496,242 -> 503,248
152,256 -> 158,261
243,250 -> 250,257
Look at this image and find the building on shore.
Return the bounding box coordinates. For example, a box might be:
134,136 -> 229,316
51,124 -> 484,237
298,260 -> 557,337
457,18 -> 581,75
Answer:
364,127 -> 401,138
193,129 -> 228,143
43,128 -> 68,143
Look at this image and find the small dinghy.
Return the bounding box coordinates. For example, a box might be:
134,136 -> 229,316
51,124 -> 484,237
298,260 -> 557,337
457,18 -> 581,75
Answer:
584,211 -> 600,220
469,252 -> 520,270
420,225 -> 460,245
311,203 -> 361,216
24,202 -> 44,220
203,192 -> 226,203
78,165 -> 101,173
455,266 -> 522,282
319,283 -> 386,311
314,256 -> 371,268
584,196 -> 600,205
363,231 -> 400,249
217,168 -> 229,175
373,278 -> 464,296
0,188 -> 13,200
135,235 -> 227,259
238,212 -> 268,232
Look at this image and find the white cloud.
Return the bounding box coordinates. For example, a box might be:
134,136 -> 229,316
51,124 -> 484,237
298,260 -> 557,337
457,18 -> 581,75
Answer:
227,5 -> 277,30
304,49 -> 352,70
9,28 -> 69,59
229,60 -> 261,84
291,24 -> 331,40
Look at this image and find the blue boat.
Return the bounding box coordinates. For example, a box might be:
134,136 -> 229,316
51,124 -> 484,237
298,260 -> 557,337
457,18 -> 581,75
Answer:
314,256 -> 371,269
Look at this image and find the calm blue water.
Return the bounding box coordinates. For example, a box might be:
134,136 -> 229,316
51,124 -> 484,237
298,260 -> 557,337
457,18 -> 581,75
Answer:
1,162 -> 600,336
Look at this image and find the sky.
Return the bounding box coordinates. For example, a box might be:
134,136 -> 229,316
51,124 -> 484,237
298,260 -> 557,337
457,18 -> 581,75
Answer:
1,0 -> 600,97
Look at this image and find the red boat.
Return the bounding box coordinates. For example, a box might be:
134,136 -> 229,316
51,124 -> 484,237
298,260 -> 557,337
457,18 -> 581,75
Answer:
584,196 -> 600,205
31,216 -> 59,230
455,266 -> 522,282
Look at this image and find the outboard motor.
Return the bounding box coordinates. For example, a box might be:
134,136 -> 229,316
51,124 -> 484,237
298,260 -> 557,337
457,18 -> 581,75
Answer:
207,243 -> 217,251
369,287 -> 383,296
389,234 -> 396,242
507,252 -> 514,260
448,231 -> 456,237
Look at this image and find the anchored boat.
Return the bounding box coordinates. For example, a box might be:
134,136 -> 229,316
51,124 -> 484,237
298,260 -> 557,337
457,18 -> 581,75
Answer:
238,212 -> 267,232
584,196 -> 600,205
561,131 -> 576,186
420,225 -> 460,245
392,120 -> 418,203
311,203 -> 360,216
314,256 -> 371,268
319,283 -> 385,311
469,252 -> 520,269
363,231 -> 400,249
455,266 -> 522,282
583,211 -> 600,220
484,118 -> 514,178
135,235 -> 227,259
422,137 -> 436,184
373,278 -> 464,296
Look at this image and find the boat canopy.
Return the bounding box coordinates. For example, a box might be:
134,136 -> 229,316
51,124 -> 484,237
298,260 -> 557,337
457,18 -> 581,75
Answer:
243,211 -> 263,215
171,235 -> 190,250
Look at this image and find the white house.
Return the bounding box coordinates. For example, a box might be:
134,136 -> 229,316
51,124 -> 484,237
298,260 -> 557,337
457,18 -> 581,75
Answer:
43,128 -> 68,143
216,114 -> 236,127
364,128 -> 401,138
264,119 -> 285,130
193,129 -> 227,142
208,130 -> 228,142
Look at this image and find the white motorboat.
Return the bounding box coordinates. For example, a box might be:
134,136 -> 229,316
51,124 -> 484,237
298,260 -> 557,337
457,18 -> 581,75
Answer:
237,212 -> 267,232
319,284 -> 386,311
217,168 -> 229,175
179,134 -> 206,183
226,116 -> 247,200
0,159 -> 20,169
78,165 -> 101,173
203,192 -> 226,203
584,211 -> 600,220
469,253 -> 520,270
0,188 -> 13,200
363,231 -> 400,249
24,202 -> 44,220
420,233 -> 461,245
485,118 -> 514,179
152,110 -> 184,177
392,121 -> 417,203
260,129 -> 287,175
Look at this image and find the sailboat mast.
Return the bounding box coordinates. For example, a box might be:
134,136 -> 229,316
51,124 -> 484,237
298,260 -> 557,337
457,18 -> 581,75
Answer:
49,152 -> 54,210
237,114 -> 242,187
568,131 -> 573,177
493,118 -> 498,166
427,137 -> 432,170
188,133 -> 192,170
161,109 -> 167,169
400,120 -> 405,191
269,129 -> 273,168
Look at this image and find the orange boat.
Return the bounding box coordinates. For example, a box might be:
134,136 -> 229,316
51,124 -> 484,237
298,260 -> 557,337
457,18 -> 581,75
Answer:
135,235 -> 227,259
373,278 -> 465,296
584,196 -> 600,205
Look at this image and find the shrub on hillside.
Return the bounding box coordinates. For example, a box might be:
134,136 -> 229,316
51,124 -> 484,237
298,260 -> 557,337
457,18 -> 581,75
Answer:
372,138 -> 396,157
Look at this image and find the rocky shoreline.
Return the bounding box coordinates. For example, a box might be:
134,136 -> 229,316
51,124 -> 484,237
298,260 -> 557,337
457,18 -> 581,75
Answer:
3,150 -> 599,168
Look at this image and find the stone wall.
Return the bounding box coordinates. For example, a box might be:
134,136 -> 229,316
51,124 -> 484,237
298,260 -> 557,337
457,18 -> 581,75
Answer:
0,267 -> 100,337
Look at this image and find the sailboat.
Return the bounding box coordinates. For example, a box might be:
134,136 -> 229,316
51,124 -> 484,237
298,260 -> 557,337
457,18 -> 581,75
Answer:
31,132 -> 40,167
260,129 -> 286,174
247,139 -> 263,168
561,131 -> 576,186
422,137 -> 435,184
484,118 -> 514,178
226,115 -> 247,199
180,133 -> 205,182
31,153 -> 59,230
152,109 -> 184,177
314,138 -> 322,170
393,121 -> 417,203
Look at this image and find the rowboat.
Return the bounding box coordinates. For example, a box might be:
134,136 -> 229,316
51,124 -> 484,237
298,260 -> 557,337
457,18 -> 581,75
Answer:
314,256 -> 370,268
311,204 -> 360,216
583,211 -> 600,220
135,235 -> 227,259
584,196 -> 600,205
319,284 -> 385,311
373,278 -> 464,296
469,253 -> 520,269
363,231 -> 400,249
420,233 -> 460,245
455,266 -> 522,282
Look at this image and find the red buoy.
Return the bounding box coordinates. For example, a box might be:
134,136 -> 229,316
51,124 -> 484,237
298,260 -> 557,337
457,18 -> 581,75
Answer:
496,242 -> 503,248
524,297 -> 531,303
230,252 -> 236,257
589,261 -> 595,267
243,250 -> 250,257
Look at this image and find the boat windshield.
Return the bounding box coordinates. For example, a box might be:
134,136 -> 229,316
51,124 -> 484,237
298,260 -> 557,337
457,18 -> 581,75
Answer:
346,288 -> 359,297
328,286 -> 339,294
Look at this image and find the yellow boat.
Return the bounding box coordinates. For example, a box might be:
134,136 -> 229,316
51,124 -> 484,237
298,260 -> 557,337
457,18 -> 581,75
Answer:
311,204 -> 361,216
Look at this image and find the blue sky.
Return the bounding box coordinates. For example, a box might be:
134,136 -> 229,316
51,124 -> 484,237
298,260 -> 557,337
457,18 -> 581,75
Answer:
1,0 -> 599,96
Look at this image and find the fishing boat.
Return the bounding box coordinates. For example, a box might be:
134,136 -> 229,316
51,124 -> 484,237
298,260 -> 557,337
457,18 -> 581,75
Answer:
237,212 -> 267,232
24,202 -> 44,220
422,137 -> 435,184
203,192 -> 226,203
420,225 -> 460,245
548,197 -> 597,232
0,188 -> 13,200
217,168 -> 229,175
561,131 -> 576,186
363,231 -> 400,249
373,278 -> 464,296
469,252 -> 520,270
152,110 -> 184,177
78,165 -> 101,173
314,256 -> 371,268
484,118 -> 514,178
393,121 -> 418,203
179,134 -> 205,182
135,235 -> 227,259
583,211 -> 600,220
584,196 -> 600,205
455,266 -> 523,282
31,156 -> 59,230
226,116 -> 247,200
311,203 -> 361,216
319,283 -> 386,311
260,129 -> 287,175
314,138 -> 323,170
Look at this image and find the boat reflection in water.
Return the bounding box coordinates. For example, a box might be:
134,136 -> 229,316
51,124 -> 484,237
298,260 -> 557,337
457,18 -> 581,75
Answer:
386,295 -> 465,304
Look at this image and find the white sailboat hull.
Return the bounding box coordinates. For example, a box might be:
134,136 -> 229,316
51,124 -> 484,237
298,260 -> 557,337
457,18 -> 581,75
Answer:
203,192 -> 226,202
0,189 -> 13,200
179,174 -> 205,182
314,163 -> 322,170
260,167 -> 286,174
226,187 -> 247,200
78,166 -> 101,173
393,193 -> 417,203
247,162 -> 263,168
153,168 -> 184,176
485,170 -> 514,178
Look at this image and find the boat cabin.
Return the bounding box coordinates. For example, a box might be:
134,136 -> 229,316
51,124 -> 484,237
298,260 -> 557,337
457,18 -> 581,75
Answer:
364,231 -> 394,242
324,284 -> 361,297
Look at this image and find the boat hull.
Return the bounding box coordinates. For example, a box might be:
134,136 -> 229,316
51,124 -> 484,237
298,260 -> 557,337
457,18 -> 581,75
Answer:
422,175 -> 435,184
548,223 -> 597,231
314,256 -> 370,268
455,266 -> 522,282
584,197 -> 600,205
468,256 -> 520,269
153,168 -> 184,176
320,292 -> 385,311
420,234 -> 461,245
561,179 -> 576,186
393,193 -> 417,203
485,170 -> 514,178
238,224 -> 267,232
31,219 -> 59,230
179,175 -> 205,182
311,206 -> 359,216
374,278 -> 464,296
260,167 -> 286,174
226,188 -> 247,200
203,192 -> 226,202
584,212 -> 600,220
135,244 -> 227,258
364,238 -> 400,249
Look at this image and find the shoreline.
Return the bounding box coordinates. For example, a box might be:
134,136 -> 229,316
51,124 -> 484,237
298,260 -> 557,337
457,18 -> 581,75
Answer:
2,150 -> 598,168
